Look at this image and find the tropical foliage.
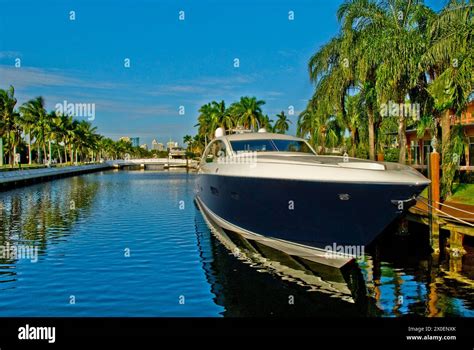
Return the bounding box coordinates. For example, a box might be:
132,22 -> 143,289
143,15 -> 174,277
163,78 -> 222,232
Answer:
193,96 -> 292,153
0,86 -> 153,167
301,0 -> 474,196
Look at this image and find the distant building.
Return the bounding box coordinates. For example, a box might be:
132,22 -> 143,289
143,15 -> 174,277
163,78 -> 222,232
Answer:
140,144 -> 148,151
130,137 -> 140,147
169,147 -> 186,159
166,141 -> 178,151
152,139 -> 165,151
119,136 -> 140,147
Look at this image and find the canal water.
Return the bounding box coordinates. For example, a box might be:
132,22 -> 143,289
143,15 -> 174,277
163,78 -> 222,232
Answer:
0,170 -> 472,317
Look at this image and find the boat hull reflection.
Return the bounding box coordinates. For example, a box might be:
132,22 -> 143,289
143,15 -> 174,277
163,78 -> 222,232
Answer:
194,200 -> 376,316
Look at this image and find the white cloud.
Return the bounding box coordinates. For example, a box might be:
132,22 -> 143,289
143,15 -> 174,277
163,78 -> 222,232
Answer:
0,51 -> 22,59
0,65 -> 126,90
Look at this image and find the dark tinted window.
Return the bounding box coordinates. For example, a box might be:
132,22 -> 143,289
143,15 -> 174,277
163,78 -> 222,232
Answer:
230,140 -> 276,152
271,140 -> 314,154
230,139 -> 314,154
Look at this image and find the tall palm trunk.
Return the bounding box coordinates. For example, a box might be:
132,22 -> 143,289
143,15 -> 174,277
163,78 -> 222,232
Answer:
48,140 -> 52,165
58,145 -> 62,164
368,108 -> 375,160
64,143 -> 68,164
0,137 -> 3,166
43,144 -> 47,165
441,109 -> 451,153
28,131 -> 32,165
440,109 -> 452,196
13,145 -> 17,165
398,115 -> 407,164
350,127 -> 357,157
9,146 -> 14,167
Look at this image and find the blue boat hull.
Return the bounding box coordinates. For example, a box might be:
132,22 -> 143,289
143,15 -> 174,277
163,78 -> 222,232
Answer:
195,174 -> 426,250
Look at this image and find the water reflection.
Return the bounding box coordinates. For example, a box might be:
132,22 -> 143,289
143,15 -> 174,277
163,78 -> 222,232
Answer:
0,176 -> 100,286
0,170 -> 472,317
364,227 -> 474,316
195,203 -> 474,317
194,202 -> 381,316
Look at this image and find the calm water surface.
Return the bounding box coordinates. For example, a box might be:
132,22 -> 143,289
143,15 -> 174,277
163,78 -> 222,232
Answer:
0,170 -> 472,317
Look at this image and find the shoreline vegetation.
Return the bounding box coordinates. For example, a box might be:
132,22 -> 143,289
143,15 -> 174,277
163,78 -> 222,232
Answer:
0,89 -> 167,169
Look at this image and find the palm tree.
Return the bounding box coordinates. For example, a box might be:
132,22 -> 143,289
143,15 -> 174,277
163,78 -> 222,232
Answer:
230,96 -> 265,130
192,134 -> 205,155
298,100 -> 342,154
183,135 -> 193,151
72,120 -> 98,163
337,0 -> 434,163
50,113 -> 72,164
195,103 -> 217,143
21,97 -> 50,164
96,137 -> 112,160
421,0 -> 474,195
260,114 -> 274,132
18,103 -> 36,165
0,86 -> 19,166
308,34 -> 356,152
342,94 -> 363,157
274,111 -> 292,134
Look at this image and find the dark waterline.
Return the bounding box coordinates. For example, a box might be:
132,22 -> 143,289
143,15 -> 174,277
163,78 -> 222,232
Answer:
0,170 -> 472,317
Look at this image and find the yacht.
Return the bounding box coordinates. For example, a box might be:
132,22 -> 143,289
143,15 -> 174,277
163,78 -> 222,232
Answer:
194,128 -> 430,266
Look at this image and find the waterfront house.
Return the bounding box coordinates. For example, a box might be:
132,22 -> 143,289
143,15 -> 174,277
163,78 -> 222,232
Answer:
406,101 -> 474,170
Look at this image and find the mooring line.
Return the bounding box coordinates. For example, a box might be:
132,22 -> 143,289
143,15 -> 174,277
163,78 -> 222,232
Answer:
416,196 -> 474,227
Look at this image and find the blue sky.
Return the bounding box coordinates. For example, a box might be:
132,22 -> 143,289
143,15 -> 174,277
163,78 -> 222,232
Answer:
0,0 -> 446,147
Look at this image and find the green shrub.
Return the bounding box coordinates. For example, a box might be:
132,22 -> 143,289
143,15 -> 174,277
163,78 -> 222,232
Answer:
383,148 -> 399,162
355,144 -> 369,159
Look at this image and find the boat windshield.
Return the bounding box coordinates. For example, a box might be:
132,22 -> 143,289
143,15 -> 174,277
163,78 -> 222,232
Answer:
230,139 -> 315,154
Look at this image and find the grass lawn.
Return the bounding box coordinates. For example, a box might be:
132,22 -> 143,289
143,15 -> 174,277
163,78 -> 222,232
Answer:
419,187 -> 429,198
391,183 -> 474,206
0,162 -> 95,172
448,183 -> 474,206
0,164 -> 46,172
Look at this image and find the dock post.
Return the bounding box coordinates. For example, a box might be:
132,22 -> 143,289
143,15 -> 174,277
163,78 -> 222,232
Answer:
449,229 -> 466,255
447,228 -> 466,273
430,150 -> 441,255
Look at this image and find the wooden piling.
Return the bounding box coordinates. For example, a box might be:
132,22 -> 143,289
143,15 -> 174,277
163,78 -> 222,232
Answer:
430,151 -> 441,254
448,229 -> 466,256
430,151 -> 440,209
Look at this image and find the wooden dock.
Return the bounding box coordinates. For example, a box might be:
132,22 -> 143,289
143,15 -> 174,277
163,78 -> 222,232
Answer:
408,198 -> 474,258
410,199 -> 474,225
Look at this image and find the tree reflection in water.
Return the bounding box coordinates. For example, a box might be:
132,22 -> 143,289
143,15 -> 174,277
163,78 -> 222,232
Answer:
0,177 -> 100,284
